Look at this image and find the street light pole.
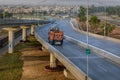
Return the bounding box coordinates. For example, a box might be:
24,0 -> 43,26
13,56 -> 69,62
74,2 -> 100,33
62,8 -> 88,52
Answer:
86,0 -> 89,80
86,0 -> 89,45
104,0 -> 107,36
37,8 -> 39,25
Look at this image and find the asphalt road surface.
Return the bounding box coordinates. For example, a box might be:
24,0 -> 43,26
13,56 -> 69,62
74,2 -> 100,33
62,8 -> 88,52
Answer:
36,22 -> 120,80
56,19 -> 120,57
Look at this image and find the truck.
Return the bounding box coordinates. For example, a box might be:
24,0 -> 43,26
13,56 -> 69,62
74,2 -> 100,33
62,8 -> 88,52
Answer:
48,27 -> 64,45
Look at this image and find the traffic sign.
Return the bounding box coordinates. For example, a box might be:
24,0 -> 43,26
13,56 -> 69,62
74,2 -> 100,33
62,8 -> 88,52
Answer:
86,48 -> 91,55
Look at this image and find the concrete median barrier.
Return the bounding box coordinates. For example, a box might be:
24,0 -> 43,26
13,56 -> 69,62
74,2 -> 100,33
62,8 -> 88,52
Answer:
65,35 -> 120,65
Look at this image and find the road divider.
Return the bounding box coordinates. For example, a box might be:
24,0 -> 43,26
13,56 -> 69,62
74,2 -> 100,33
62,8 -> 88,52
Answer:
65,35 -> 120,65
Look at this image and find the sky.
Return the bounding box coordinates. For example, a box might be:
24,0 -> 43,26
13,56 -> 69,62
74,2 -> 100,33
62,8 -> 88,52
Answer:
0,0 -> 120,6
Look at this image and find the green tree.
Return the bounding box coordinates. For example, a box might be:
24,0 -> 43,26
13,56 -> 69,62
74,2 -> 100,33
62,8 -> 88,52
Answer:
116,6 -> 120,17
89,6 -> 105,14
78,6 -> 86,22
5,12 -> 13,18
100,22 -> 115,36
106,6 -> 120,17
43,11 -> 47,15
0,10 -> 4,18
0,11 -> 13,19
0,13 -> 3,18
89,16 -> 100,33
106,7 -> 116,16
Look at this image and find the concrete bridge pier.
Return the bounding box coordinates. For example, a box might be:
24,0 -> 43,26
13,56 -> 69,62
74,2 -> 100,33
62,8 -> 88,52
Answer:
20,26 -> 29,42
42,46 -> 48,51
63,69 -> 76,80
50,53 -> 57,68
3,27 -> 17,53
31,25 -> 35,36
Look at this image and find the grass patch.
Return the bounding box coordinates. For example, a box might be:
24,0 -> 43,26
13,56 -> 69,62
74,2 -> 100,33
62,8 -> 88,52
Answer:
0,52 -> 23,80
0,36 -> 40,80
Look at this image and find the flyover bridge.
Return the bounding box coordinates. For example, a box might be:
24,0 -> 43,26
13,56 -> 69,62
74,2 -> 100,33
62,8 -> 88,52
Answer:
0,19 -> 50,54
0,19 -> 50,26
1,19 -> 120,80
35,19 -> 120,80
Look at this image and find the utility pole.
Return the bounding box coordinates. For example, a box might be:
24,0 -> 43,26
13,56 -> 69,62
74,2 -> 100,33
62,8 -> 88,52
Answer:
104,0 -> 107,36
86,0 -> 89,80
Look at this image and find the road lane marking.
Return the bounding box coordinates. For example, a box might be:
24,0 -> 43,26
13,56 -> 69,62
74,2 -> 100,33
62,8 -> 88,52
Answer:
68,57 -> 99,59
98,65 -> 108,72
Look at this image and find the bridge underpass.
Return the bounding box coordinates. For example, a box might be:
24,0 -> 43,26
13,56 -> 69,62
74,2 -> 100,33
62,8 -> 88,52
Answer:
0,20 -> 50,55
35,21 -> 120,80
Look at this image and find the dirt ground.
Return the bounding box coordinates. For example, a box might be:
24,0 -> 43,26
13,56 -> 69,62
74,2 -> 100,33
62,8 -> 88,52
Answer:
76,19 -> 120,39
20,47 -> 72,80
109,27 -> 120,39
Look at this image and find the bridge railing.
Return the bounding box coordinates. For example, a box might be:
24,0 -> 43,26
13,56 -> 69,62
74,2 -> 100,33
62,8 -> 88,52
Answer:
0,19 -> 50,25
35,26 -> 92,80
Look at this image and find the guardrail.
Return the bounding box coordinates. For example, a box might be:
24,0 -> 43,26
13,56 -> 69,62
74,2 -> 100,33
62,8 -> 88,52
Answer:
35,26 -> 92,80
65,35 -> 120,65
0,19 -> 50,26
69,19 -> 120,65
70,18 -> 120,44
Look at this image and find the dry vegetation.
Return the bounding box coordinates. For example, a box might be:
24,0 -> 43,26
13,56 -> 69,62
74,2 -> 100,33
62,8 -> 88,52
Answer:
76,19 -> 120,39
109,27 -> 120,39
20,36 -> 74,80
0,35 -> 75,80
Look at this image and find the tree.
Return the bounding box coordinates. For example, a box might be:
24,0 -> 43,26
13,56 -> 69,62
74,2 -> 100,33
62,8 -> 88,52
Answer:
43,11 -> 47,15
89,6 -> 105,14
106,7 -> 115,16
89,16 -> 100,33
106,6 -> 120,17
100,22 -> 115,36
78,6 -> 86,22
116,6 -> 120,17
0,11 -> 13,19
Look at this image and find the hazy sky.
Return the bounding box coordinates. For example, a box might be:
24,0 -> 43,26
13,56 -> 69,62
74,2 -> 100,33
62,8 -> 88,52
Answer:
0,0 -> 120,6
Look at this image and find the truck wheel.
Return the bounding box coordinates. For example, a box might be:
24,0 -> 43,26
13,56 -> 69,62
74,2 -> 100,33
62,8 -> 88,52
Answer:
60,40 -> 63,45
52,41 -> 54,45
49,40 -> 54,45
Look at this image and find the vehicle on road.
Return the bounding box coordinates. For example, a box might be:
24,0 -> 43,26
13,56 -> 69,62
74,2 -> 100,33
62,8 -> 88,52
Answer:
48,27 -> 64,45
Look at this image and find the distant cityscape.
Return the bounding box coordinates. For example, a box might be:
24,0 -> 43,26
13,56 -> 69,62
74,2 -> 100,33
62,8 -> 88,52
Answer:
0,5 -> 79,13
0,5 -> 80,19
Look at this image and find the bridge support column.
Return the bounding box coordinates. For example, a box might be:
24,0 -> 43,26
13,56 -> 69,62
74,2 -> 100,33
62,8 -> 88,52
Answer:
3,27 -> 17,53
20,26 -> 29,42
63,69 -> 76,80
42,46 -> 48,51
50,53 -> 57,68
31,25 -> 35,35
